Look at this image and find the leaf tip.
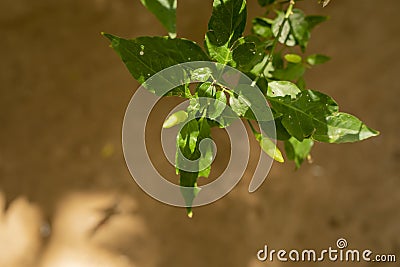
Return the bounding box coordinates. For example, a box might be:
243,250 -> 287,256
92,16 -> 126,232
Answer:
102,33 -> 116,42
274,150 -> 285,163
187,210 -> 193,218
276,156 -> 285,163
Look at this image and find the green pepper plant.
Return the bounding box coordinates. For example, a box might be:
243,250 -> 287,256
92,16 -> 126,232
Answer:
103,0 -> 379,217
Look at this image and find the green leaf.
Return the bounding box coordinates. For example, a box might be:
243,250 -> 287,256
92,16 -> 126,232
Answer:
296,76 -> 306,90
288,9 -> 310,50
272,9 -> 312,51
255,134 -> 284,163
251,56 -> 272,78
268,90 -> 339,141
177,119 -> 199,155
176,118 -> 215,217
232,42 -> 257,66
198,118 -> 213,178
313,112 -> 380,143
103,34 -> 209,95
284,137 -> 314,168
163,110 -> 188,128
273,63 -> 306,81
205,0 -> 247,64
272,11 -> 295,46
267,81 -> 301,98
284,53 -> 302,63
306,15 -> 328,30
179,171 -> 200,218
229,94 -> 249,117
268,89 -> 378,143
208,91 -> 227,119
140,0 -> 177,38
196,83 -> 218,116
252,17 -> 273,39
197,82 -> 216,98
231,37 -> 264,72
191,67 -> 213,82
275,117 -> 292,140
306,54 -> 331,65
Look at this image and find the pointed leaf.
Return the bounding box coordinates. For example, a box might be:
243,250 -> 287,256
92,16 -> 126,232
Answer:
103,34 -> 209,96
284,54 -> 302,63
208,91 -> 227,119
198,118 -> 213,178
252,17 -> 273,39
255,134 -> 284,163
163,110 -> 188,128
268,90 -> 378,143
229,94 -> 249,117
306,15 -> 329,30
267,81 -> 301,98
313,112 -> 379,143
284,137 -> 314,168
140,0 -> 177,38
205,0 -> 247,64
306,54 -> 331,65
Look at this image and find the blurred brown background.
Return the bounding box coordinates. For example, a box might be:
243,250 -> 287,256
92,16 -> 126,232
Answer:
0,0 -> 399,266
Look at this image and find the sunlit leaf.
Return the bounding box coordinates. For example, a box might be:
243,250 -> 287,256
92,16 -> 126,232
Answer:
140,0 -> 177,38
205,0 -> 247,64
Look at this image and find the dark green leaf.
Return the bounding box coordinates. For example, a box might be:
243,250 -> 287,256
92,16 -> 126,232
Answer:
140,0 -> 177,38
273,63 -> 306,81
103,34 -> 209,96
252,17 -> 273,39
179,171 -> 200,217
197,82 -> 216,98
272,52 -> 284,69
233,42 -> 257,65
284,137 -> 314,168
268,90 -> 338,141
177,118 -> 215,217
306,54 -> 331,65
268,89 -> 378,143
177,119 -> 199,157
296,76 -> 306,90
288,9 -> 310,50
205,0 -> 247,64
275,117 -> 291,140
232,38 -> 264,71
313,112 -> 379,143
229,93 -> 249,116
306,15 -> 328,30
208,91 -> 227,119
198,118 -> 213,177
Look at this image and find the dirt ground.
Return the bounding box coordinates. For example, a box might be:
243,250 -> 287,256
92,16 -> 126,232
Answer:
0,0 -> 399,266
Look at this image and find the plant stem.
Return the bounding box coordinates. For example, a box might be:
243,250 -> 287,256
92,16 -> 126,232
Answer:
285,0 -> 295,19
251,0 -> 295,87
247,119 -> 259,135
